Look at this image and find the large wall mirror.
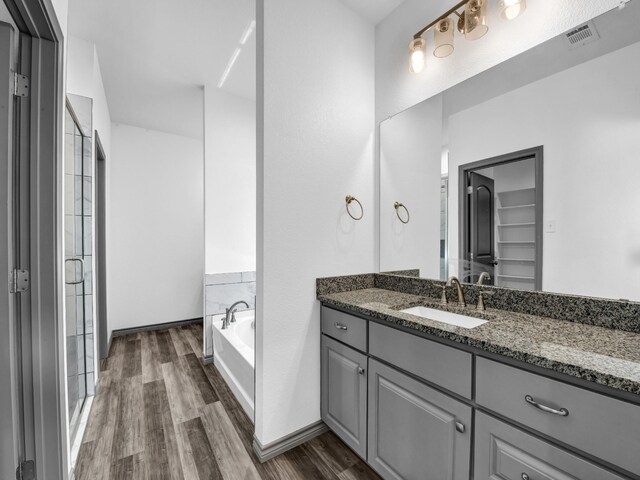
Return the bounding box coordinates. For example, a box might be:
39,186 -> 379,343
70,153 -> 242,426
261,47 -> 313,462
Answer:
379,2 -> 640,302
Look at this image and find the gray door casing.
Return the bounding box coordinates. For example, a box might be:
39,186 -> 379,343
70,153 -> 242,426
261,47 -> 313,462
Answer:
0,19 -> 21,480
1,0 -> 66,478
95,131 -> 108,359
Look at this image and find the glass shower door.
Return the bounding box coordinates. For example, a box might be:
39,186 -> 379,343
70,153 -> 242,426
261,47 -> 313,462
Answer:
64,103 -> 94,443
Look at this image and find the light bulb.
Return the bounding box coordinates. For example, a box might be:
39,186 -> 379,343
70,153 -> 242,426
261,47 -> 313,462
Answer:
499,0 -> 526,20
409,37 -> 426,73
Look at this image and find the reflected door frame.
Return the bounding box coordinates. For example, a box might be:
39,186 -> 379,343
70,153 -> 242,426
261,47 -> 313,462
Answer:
458,146 -> 544,290
1,0 -> 66,479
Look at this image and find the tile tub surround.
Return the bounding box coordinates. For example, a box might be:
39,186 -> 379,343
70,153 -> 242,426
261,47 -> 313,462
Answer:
204,271 -> 256,357
205,271 -> 257,315
316,280 -> 640,396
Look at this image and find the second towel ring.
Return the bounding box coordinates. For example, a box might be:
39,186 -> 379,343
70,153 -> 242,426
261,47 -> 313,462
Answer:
346,195 -> 364,220
394,202 -> 410,224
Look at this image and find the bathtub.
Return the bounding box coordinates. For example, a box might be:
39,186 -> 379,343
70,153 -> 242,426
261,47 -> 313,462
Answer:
211,309 -> 254,421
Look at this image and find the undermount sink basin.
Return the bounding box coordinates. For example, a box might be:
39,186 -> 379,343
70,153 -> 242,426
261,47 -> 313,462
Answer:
400,306 -> 488,329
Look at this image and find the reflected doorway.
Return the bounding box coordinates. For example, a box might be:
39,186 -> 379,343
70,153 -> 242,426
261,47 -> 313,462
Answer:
459,147 -> 543,290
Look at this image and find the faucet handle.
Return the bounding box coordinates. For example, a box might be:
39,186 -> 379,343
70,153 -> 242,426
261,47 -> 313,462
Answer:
432,283 -> 447,305
476,290 -> 495,311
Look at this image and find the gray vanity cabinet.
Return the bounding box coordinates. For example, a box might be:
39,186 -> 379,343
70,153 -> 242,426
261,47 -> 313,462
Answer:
368,359 -> 472,480
321,334 -> 368,458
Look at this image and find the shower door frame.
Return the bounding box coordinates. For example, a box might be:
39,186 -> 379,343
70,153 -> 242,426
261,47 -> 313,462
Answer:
64,99 -> 90,445
1,0 -> 66,479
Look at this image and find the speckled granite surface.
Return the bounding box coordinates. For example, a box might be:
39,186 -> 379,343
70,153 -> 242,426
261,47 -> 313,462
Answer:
316,273 -> 375,296
380,269 -> 421,277
318,288 -> 640,396
374,274 -> 640,334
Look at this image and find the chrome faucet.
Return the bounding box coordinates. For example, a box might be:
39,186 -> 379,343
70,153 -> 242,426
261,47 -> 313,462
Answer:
477,272 -> 491,285
446,276 -> 466,307
222,300 -> 250,330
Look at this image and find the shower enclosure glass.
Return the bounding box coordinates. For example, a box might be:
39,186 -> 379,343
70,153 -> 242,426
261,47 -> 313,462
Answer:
64,100 -> 94,443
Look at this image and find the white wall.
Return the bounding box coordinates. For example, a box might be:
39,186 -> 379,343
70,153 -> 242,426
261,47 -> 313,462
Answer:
109,124 -> 204,331
447,41 -> 640,300
379,94 -> 442,277
493,160 -> 535,194
375,0 -> 622,122
256,0 -> 375,445
66,37 -> 112,158
204,89 -> 256,274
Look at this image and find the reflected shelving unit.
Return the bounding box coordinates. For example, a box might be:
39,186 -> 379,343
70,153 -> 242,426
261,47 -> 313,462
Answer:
495,188 -> 536,290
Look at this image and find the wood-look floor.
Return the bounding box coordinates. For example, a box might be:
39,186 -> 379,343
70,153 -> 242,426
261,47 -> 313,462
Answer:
75,325 -> 381,480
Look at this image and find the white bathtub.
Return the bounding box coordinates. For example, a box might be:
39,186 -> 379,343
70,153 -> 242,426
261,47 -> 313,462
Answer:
211,309 -> 254,421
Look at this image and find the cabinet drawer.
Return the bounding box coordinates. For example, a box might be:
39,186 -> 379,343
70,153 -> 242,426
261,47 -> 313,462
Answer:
321,306 -> 367,352
369,321 -> 472,398
476,357 -> 640,476
474,412 -> 626,480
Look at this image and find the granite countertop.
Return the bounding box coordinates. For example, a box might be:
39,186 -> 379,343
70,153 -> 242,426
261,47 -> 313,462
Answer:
318,288 -> 640,396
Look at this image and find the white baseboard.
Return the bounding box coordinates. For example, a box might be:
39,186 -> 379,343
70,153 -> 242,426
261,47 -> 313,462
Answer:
252,421 -> 328,463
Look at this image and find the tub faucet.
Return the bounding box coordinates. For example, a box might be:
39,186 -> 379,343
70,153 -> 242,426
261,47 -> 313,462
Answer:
222,300 -> 250,329
446,276 -> 466,307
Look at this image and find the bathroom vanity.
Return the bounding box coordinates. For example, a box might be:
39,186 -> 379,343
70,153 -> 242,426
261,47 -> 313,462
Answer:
317,274 -> 640,480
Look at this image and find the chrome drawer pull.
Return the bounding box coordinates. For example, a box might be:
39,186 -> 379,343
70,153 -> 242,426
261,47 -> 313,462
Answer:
358,367 -> 365,375
521,473 -> 530,480
525,395 -> 569,416
455,421 -> 465,433
334,322 -> 348,331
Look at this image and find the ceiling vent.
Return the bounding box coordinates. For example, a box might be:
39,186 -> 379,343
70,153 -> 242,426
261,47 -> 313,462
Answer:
564,21 -> 600,50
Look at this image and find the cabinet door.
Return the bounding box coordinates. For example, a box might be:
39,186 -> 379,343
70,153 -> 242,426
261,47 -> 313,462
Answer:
321,334 -> 367,459
368,359 -> 471,480
474,412 -> 627,480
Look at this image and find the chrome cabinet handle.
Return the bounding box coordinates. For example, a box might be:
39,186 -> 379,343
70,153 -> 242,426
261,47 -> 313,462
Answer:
521,473 -> 530,480
358,367 -> 365,375
525,395 -> 569,416
65,257 -> 85,285
334,322 -> 348,331
455,421 -> 465,433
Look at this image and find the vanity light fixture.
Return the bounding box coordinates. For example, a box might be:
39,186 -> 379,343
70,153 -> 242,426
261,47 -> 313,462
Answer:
410,0 -> 527,73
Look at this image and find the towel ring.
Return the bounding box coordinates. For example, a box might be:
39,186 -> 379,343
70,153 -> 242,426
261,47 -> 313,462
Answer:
394,202 -> 410,224
345,195 -> 364,221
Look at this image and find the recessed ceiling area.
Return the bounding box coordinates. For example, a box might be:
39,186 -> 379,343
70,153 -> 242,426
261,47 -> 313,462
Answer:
338,0 -> 406,24
68,0 -> 255,139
